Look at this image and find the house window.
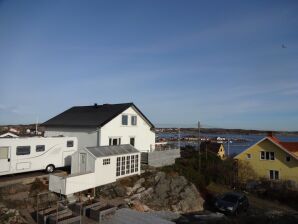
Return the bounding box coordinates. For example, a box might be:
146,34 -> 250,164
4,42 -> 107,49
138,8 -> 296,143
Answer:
270,152 -> 275,160
36,145 -> 45,152
121,156 -> 125,175
116,157 -> 120,176
131,116 -> 137,126
260,151 -> 275,160
126,156 -> 130,174
261,151 -> 265,160
67,140 -> 74,147
103,158 -> 110,165
122,115 -> 128,125
135,155 -> 139,172
246,153 -> 251,159
131,155 -> 135,173
286,156 -> 291,162
109,137 -> 121,146
130,137 -> 135,146
269,170 -> 279,180
16,146 -> 31,155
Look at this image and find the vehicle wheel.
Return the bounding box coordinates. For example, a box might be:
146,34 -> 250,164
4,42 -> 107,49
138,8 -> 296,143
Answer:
46,165 -> 55,173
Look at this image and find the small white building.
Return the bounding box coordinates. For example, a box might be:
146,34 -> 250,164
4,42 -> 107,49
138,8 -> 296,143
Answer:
43,103 -> 155,153
49,144 -> 140,195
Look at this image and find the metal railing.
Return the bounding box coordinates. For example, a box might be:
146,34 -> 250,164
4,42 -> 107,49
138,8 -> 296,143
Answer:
149,143 -> 178,152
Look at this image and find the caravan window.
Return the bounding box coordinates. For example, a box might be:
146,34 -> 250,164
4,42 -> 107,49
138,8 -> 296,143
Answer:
36,145 -> 45,152
67,141 -> 74,147
16,146 -> 31,155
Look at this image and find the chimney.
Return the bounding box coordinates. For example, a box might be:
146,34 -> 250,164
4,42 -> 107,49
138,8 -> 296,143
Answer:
94,103 -> 98,108
267,131 -> 273,137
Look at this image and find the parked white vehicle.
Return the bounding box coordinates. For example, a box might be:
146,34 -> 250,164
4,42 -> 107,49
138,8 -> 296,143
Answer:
0,137 -> 78,176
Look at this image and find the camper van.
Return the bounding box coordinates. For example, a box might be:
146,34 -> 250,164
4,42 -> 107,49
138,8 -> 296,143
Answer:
0,137 -> 78,176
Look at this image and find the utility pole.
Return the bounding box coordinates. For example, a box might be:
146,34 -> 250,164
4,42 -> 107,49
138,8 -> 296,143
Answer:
227,138 -> 230,157
35,117 -> 39,136
198,121 -> 201,174
178,128 -> 181,150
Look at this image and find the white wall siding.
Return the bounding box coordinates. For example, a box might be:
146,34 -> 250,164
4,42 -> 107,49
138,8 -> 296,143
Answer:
71,150 -> 95,174
100,107 -> 155,153
45,127 -> 99,149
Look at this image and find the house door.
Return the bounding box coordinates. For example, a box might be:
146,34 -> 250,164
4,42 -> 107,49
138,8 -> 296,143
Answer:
79,153 -> 87,173
0,147 -> 10,173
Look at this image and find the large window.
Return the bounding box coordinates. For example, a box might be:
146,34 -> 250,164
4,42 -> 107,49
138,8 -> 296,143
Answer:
16,146 -> 31,155
116,157 -> 121,176
121,156 -> 125,175
122,115 -> 128,125
260,151 -> 275,160
269,170 -> 279,180
131,116 -> 137,126
131,155 -> 135,173
36,145 -> 45,152
135,155 -> 139,172
115,154 -> 139,177
126,156 -> 130,174
109,137 -> 121,146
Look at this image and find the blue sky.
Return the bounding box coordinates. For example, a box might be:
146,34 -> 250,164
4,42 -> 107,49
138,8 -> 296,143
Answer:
0,0 -> 298,131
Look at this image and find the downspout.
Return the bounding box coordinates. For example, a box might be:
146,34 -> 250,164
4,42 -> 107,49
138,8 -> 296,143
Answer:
96,127 -> 100,147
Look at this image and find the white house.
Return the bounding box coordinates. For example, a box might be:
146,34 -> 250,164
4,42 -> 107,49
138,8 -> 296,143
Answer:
49,144 -> 140,195
43,103 -> 155,153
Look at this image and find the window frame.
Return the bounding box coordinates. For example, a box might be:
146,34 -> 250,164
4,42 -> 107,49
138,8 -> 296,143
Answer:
122,115 -> 128,126
36,145 -> 45,152
131,115 -> 137,126
130,137 -> 135,146
103,158 -> 110,165
246,153 -> 251,159
109,137 -> 121,146
269,170 -> 279,180
16,146 -> 31,156
67,140 -> 74,147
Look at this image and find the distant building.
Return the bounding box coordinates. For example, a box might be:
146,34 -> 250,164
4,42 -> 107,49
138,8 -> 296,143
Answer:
234,134 -> 298,185
42,103 -> 155,153
0,132 -> 19,138
200,141 -> 225,159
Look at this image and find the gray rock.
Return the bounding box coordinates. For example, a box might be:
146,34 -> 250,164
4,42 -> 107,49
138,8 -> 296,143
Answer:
155,172 -> 166,183
114,185 -> 127,197
136,187 -> 146,193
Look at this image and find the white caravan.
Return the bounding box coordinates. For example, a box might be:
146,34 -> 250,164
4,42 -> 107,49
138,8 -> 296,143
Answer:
0,137 -> 78,176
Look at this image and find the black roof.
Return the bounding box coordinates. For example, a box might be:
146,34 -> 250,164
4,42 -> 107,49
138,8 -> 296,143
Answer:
42,103 -> 155,128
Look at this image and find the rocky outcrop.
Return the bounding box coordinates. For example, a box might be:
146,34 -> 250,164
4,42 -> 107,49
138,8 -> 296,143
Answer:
98,171 -> 204,213
0,203 -> 27,224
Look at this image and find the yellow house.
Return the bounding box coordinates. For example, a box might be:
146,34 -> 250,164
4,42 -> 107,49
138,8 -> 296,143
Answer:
200,141 -> 225,159
234,135 -> 298,184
